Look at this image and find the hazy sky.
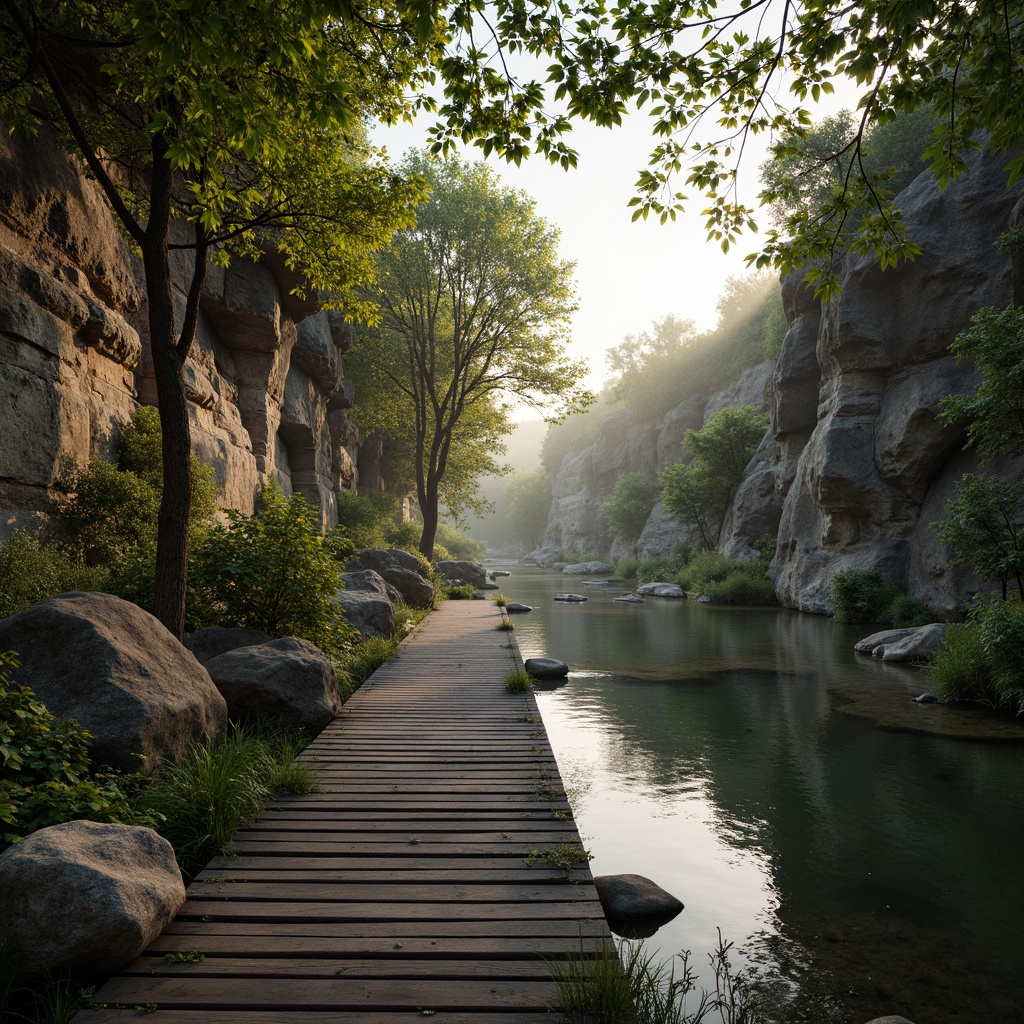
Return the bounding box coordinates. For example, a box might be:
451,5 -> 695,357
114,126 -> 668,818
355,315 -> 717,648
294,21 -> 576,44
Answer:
372,84 -> 856,398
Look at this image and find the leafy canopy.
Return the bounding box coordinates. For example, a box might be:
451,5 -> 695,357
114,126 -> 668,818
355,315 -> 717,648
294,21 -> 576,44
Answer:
600,473 -> 661,541
348,151 -> 591,557
661,405 -> 769,550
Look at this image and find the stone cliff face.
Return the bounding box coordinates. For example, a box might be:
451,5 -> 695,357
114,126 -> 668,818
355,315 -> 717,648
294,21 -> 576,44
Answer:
0,128 -> 364,539
545,149 -> 1023,617
762,149 -> 1024,618
543,362 -> 773,558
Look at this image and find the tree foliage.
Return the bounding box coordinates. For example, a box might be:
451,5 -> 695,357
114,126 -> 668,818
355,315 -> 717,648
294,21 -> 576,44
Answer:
504,470 -> 552,550
661,405 -> 769,550
933,474 -> 1024,602
600,473 -> 660,542
940,305 -> 1024,461
0,0 -> 427,637
348,152 -> 591,558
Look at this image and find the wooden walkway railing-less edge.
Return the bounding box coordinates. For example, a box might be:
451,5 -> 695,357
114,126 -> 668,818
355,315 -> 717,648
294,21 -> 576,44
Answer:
73,599 -> 611,1023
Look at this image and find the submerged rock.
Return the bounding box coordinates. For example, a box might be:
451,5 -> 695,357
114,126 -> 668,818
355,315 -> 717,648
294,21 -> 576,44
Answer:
553,593 -> 587,602
614,595 -> 644,604
505,602 -> 533,614
563,560 -> 615,575
635,582 -> 684,599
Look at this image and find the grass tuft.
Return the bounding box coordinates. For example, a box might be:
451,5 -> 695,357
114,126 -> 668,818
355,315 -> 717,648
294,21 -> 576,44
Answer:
504,668 -> 532,692
493,593 -> 509,607
497,619 -> 515,631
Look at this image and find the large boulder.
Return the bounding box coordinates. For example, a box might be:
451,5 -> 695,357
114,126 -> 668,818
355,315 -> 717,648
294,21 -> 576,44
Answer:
525,657 -> 569,679
204,637 -> 341,732
856,622 -> 949,663
435,560 -> 488,588
0,821 -> 184,979
0,592 -> 226,773
185,626 -> 272,665
382,567 -> 436,608
335,570 -> 396,638
593,873 -> 684,923
352,547 -> 426,578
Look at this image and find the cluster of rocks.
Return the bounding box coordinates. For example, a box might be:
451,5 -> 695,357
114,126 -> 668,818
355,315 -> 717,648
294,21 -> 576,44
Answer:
338,548 -> 438,637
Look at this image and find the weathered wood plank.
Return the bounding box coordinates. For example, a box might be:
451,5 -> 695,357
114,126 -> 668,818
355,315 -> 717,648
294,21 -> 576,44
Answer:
71,601 -> 605,1023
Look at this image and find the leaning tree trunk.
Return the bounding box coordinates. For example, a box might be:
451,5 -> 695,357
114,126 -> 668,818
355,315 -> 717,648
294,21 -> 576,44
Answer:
143,138 -> 193,641
418,478 -> 440,561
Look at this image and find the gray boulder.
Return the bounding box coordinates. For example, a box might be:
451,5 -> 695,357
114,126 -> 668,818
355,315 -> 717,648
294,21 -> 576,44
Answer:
185,626 -> 273,665
855,623 -> 948,662
524,545 -> 562,564
553,593 -> 587,602
435,560 -> 488,588
505,603 -> 533,614
562,560 -> 615,575
0,821 -> 184,979
335,570 -> 396,638
636,582 -> 685,599
525,657 -> 569,679
381,566 -> 436,608
862,1018 -> 918,1024
204,637 -> 342,732
594,873 -> 684,922
351,547 -> 426,578
0,592 -> 226,773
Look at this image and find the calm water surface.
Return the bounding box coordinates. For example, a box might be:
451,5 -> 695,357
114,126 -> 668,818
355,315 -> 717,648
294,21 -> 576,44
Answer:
498,566 -> 1024,1024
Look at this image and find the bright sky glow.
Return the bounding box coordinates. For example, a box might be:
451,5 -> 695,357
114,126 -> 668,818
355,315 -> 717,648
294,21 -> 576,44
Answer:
372,81 -> 858,398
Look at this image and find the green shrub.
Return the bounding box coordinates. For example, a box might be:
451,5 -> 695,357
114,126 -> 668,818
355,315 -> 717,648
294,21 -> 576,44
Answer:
445,582 -> 477,600
634,552 -> 690,585
886,593 -> 933,629
493,594 -> 509,607
616,557 -> 642,580
334,490 -> 400,550
930,598 -> 1024,713
59,407 -> 218,566
497,619 -> 514,631
383,519 -> 422,551
0,652 -> 150,852
194,483 -> 357,659
830,567 -> 933,627
0,531 -> 107,619
829,568 -> 901,624
676,551 -> 776,606
600,472 -> 660,540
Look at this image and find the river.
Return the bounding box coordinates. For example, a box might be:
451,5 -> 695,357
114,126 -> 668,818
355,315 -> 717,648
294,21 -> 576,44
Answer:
497,565 -> 1024,1024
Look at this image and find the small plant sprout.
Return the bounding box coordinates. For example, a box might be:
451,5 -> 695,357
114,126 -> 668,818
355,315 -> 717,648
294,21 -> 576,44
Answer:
497,619 -> 515,631
505,669 -> 532,692
493,594 -> 509,607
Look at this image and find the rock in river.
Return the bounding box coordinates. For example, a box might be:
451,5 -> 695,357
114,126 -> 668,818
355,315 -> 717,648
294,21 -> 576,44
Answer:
635,582 -> 685,599
553,593 -> 587,602
505,602 -> 533,614
525,657 -> 569,679
594,873 -> 684,923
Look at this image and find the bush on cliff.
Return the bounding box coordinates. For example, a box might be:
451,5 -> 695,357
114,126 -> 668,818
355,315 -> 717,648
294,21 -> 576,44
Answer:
829,568 -> 930,628
675,550 -> 776,606
0,532 -> 106,619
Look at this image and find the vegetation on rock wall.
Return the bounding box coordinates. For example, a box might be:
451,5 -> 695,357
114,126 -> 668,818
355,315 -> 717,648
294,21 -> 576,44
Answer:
661,406 -> 770,551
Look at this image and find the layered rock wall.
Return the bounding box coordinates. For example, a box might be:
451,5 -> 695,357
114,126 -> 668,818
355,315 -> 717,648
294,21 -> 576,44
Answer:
0,128 -> 362,538
545,150 -> 1023,618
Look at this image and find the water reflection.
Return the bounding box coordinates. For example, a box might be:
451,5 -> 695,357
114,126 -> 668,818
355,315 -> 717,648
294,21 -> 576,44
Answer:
501,567 -> 1024,1024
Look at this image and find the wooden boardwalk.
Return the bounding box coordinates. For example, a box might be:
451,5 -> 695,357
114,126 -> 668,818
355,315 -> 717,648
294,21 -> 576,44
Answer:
75,599 -> 609,1022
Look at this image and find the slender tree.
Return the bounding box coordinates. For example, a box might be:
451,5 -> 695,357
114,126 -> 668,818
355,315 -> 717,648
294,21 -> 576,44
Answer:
348,152 -> 590,559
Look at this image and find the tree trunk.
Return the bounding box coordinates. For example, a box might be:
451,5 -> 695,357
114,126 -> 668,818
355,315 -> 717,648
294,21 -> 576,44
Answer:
144,137 -> 193,640
418,482 -> 439,561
